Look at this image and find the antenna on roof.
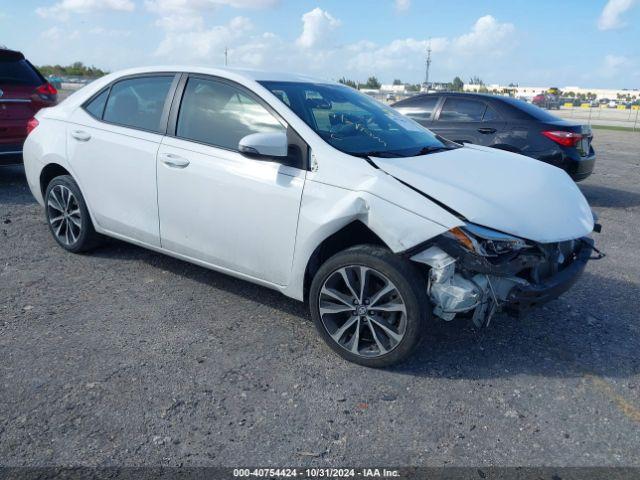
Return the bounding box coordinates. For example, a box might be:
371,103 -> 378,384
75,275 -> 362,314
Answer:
425,38 -> 432,89
224,47 -> 228,66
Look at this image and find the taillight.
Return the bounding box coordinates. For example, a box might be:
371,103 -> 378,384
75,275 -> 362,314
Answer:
541,130 -> 583,147
26,117 -> 39,135
36,83 -> 58,96
35,83 -> 58,102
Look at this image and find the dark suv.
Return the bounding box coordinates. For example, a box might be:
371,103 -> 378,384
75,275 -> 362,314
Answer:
1,48 -> 58,165
392,93 -> 595,181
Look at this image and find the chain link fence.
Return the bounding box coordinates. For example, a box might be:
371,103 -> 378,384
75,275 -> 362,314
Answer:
555,104 -> 640,130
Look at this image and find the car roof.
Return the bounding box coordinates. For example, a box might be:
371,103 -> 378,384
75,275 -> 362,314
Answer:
0,48 -> 25,61
104,65 -> 333,84
401,92 -> 512,102
391,91 -> 557,121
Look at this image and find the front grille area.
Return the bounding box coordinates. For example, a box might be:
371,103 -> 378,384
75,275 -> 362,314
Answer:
529,240 -> 578,283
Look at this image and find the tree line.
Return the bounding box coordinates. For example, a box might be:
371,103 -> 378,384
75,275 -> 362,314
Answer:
338,75 -> 467,92
37,62 -> 108,78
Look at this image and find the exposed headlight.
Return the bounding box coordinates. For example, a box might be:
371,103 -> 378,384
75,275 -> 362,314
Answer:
445,223 -> 528,257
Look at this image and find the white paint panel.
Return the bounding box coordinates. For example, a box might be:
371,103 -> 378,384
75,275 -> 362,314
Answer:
65,109 -> 162,246
372,145 -> 594,243
157,136 -> 305,286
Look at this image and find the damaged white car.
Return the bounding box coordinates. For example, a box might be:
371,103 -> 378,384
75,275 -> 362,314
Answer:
23,67 -> 601,367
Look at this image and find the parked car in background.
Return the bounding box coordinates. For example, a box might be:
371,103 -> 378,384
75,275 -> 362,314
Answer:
392,92 -> 595,181
23,66 -> 599,367
0,48 -> 58,165
532,93 -> 560,109
47,75 -> 63,90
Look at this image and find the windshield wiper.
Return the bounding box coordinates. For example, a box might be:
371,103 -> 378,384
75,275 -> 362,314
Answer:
356,146 -> 451,159
357,151 -> 402,158
414,146 -> 451,156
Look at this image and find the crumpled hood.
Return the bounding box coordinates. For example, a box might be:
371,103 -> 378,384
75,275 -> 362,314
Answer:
371,144 -> 594,243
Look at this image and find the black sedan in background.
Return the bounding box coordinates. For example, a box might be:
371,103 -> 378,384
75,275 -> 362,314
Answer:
392,93 -> 595,181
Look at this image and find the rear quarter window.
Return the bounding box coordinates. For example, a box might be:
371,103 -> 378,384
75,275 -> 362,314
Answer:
84,89 -> 109,119
500,97 -> 561,121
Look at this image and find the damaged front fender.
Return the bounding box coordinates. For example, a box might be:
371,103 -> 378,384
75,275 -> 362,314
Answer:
283,178 -> 457,301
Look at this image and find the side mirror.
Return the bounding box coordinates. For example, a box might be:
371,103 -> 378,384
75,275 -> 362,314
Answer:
238,132 -> 288,159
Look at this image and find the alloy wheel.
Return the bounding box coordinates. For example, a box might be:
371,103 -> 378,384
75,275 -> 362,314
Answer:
47,184 -> 82,246
318,265 -> 407,358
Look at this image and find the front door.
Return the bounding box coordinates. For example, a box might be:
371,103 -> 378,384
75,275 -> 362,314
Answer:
156,75 -> 305,286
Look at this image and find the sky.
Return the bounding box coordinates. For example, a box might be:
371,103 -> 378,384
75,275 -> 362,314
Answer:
0,0 -> 639,88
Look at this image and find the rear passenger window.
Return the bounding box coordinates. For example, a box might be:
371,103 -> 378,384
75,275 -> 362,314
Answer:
84,89 -> 109,119
103,76 -> 173,133
271,89 -> 291,107
395,96 -> 439,122
439,98 -> 486,122
176,77 -> 285,150
483,105 -> 500,122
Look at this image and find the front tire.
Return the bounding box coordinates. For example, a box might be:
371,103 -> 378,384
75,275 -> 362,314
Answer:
45,175 -> 101,253
309,245 -> 429,367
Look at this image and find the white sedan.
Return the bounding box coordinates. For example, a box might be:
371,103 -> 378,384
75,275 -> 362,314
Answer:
23,66 -> 598,367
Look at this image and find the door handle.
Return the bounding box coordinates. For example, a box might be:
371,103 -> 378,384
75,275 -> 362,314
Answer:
70,130 -> 91,142
477,127 -> 497,134
160,153 -> 190,168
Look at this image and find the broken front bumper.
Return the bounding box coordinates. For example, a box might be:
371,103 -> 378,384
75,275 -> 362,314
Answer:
411,236 -> 594,325
504,237 -> 592,315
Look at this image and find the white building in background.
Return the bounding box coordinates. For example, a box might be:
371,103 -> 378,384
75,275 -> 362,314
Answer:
463,83 -> 640,100
380,84 -> 407,93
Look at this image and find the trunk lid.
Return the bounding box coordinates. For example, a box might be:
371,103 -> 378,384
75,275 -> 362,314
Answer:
0,84 -> 38,145
0,84 -> 37,119
540,119 -> 593,157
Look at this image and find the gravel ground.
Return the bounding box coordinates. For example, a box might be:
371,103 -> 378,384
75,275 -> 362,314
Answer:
1,130 -> 639,467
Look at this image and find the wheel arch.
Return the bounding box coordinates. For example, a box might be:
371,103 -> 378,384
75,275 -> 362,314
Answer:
40,163 -> 72,198
302,220 -> 390,302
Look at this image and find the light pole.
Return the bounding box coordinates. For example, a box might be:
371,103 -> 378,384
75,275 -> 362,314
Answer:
424,40 -> 431,91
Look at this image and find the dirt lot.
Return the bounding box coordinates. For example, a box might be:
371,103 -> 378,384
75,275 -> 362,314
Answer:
1,130 -> 639,467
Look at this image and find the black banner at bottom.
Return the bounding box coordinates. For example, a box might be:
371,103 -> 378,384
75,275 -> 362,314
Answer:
1,467 -> 639,480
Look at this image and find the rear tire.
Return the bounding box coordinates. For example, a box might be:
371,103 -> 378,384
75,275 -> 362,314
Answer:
44,175 -> 102,253
309,245 -> 430,368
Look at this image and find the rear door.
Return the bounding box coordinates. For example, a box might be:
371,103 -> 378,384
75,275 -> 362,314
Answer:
475,103 -> 505,146
432,96 -> 503,145
66,74 -> 178,246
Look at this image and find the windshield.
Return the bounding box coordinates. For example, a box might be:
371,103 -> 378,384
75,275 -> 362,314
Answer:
259,81 -> 457,158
